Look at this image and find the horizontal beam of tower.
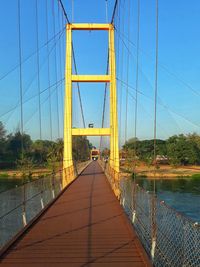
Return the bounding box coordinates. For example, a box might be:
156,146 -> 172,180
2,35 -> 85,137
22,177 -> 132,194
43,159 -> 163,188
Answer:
70,23 -> 111,30
72,75 -> 110,83
72,128 -> 110,136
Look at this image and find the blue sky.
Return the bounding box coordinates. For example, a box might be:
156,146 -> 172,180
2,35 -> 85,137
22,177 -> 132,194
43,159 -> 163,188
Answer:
1,0 -> 200,147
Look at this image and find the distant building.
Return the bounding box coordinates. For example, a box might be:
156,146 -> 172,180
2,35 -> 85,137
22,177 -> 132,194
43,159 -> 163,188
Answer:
91,149 -> 100,161
156,155 -> 169,164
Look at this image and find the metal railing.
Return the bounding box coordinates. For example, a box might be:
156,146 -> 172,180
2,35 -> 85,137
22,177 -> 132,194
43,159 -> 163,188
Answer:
120,179 -> 200,267
0,171 -> 62,250
0,160 -> 90,251
101,161 -> 200,267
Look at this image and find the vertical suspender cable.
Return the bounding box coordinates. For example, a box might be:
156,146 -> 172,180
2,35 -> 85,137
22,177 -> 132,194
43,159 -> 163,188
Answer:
125,0 -> 131,144
58,1 -> 64,134
18,0 -> 26,226
105,0 -> 108,23
72,46 -> 86,128
132,0 -> 140,223
116,1 -> 121,81
154,2 -> 159,170
18,0 -> 24,159
100,55 -> 109,152
100,0 -> 110,152
36,0 -> 42,140
52,0 -> 60,138
151,0 -> 159,260
61,9 -> 66,127
58,0 -> 86,129
134,0 -> 140,175
114,1 -> 121,160
46,0 -> 53,141
115,0 -> 121,147
72,0 -> 74,22
119,0 -> 125,148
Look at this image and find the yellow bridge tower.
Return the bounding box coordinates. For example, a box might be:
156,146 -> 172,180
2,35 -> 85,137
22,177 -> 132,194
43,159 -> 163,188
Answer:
63,23 -> 119,187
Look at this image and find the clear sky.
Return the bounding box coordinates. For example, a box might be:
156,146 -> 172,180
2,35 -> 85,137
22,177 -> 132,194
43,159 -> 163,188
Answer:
1,0 -> 200,147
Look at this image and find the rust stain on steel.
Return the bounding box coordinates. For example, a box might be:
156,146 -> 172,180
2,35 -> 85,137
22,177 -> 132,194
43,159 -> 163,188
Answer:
0,162 -> 152,266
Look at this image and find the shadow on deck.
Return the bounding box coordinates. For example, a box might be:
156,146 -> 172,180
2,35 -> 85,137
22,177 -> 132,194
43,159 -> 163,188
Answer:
0,161 -> 152,267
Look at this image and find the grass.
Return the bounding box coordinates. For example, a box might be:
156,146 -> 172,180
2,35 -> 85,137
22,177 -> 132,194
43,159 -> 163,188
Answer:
191,173 -> 200,179
0,173 -> 9,178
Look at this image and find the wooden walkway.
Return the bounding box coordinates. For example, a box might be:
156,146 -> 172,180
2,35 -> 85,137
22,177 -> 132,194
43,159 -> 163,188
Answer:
0,161 -> 152,267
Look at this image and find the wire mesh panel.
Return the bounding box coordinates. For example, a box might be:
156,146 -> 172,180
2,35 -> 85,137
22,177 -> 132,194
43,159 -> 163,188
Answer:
0,187 -> 24,248
134,186 -> 152,255
154,200 -> 185,266
0,162 -> 91,251
154,200 -> 200,267
42,176 -> 54,206
0,172 -> 63,250
120,178 -> 132,217
119,177 -> 200,267
183,221 -> 200,267
54,174 -> 62,197
0,205 -> 23,248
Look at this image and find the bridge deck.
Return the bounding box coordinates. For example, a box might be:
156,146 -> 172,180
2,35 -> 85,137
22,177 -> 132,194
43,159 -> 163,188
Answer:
0,162 -> 152,267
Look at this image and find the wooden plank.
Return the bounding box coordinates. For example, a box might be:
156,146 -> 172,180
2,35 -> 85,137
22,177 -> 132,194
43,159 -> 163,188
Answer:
0,162 -> 152,267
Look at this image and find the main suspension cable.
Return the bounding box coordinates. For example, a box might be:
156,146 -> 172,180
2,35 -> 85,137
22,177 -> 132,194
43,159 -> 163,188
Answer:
58,0 -> 70,23
111,0 -> 119,23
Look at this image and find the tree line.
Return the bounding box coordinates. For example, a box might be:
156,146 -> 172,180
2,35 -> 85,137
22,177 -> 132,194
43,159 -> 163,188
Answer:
0,121 -> 92,170
123,133 -> 200,166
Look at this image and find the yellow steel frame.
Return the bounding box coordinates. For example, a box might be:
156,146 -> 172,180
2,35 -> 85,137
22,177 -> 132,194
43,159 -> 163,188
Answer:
72,75 -> 111,83
72,128 -> 110,136
63,23 -> 119,186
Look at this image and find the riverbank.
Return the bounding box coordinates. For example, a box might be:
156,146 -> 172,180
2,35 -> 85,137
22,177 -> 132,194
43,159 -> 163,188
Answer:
121,162 -> 200,179
0,161 -> 90,180
0,168 -> 52,179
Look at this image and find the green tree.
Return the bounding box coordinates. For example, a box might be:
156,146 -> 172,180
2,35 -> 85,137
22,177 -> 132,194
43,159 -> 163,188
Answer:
7,132 -> 32,160
123,138 -> 167,162
0,121 -> 6,158
32,140 -> 54,165
72,136 -> 91,161
0,121 -> 6,140
167,134 -> 200,165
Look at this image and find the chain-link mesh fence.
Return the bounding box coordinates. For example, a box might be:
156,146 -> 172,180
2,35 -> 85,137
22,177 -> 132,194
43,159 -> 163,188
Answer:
119,177 -> 200,267
0,160 -> 90,251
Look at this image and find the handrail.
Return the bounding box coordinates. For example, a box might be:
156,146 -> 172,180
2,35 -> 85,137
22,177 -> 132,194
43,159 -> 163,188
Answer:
0,160 -> 91,251
99,160 -> 200,267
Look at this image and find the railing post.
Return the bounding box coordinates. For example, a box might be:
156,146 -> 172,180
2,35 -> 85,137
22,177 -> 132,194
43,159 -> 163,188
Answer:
132,181 -> 137,223
22,182 -> 27,227
74,161 -> 78,177
52,171 -> 55,199
151,193 -> 157,260
59,169 -> 62,191
40,178 -> 44,209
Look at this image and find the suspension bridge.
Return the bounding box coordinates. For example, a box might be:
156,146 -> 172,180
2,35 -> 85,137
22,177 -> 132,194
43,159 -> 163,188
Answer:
0,0 -> 199,266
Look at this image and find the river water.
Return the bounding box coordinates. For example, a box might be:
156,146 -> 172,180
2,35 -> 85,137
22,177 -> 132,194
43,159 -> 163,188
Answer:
0,179 -> 23,193
136,177 -> 200,222
0,176 -> 200,223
